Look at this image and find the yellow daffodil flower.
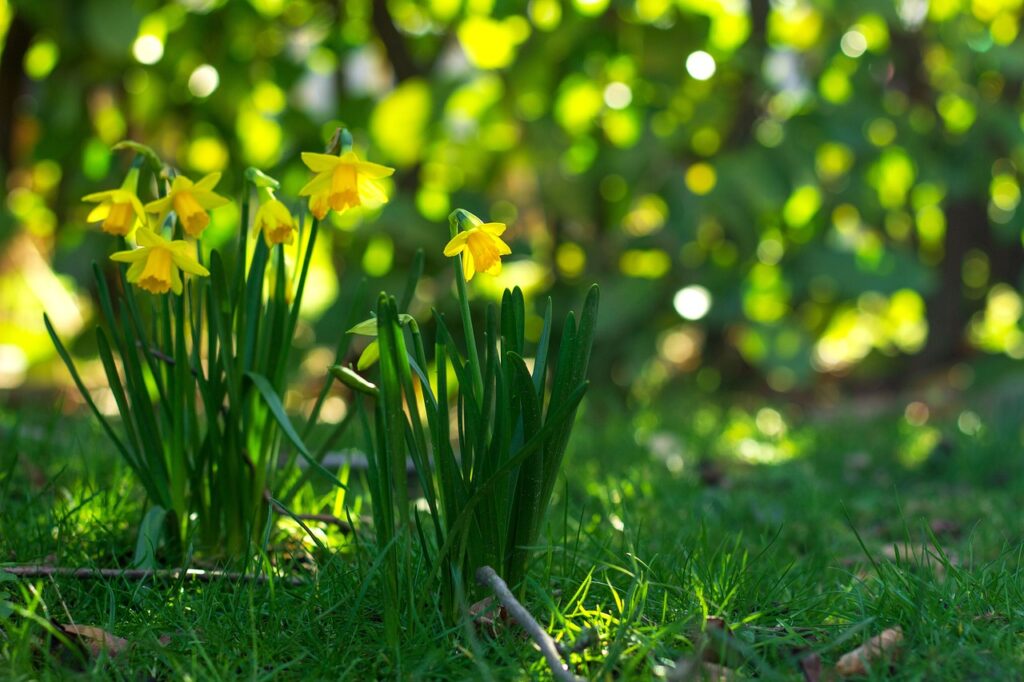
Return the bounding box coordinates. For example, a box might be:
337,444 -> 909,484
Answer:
110,228 -> 210,295
443,222 -> 511,281
145,172 -> 230,238
253,188 -> 296,247
298,150 -> 394,220
82,167 -> 146,236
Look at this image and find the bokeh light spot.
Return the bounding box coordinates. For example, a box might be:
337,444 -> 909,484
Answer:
132,35 -> 164,64
673,285 -> 712,321
685,51 -> 716,80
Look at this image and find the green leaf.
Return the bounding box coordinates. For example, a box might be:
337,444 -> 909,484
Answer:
246,371 -> 347,489
399,249 -> 425,313
133,506 -> 167,570
42,315 -> 133,472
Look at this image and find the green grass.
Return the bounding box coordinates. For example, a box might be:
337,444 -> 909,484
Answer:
2,389 -> 1024,680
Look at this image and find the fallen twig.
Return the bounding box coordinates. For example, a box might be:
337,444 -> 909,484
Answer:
265,491 -> 354,533
1,565 -> 306,587
475,565 -> 585,682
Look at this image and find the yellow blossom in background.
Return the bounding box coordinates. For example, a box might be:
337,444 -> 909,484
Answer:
253,190 -> 296,246
82,167 -> 146,236
299,150 -> 394,220
110,227 -> 210,295
444,222 -> 511,281
145,172 -> 230,238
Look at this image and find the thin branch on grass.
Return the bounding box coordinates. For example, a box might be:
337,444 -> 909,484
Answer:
264,489 -> 354,533
1,565 -> 306,587
475,566 -> 585,682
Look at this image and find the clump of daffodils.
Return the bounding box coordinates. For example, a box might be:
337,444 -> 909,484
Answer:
82,161 -> 229,295
54,129 -> 397,562
82,133 -> 396,297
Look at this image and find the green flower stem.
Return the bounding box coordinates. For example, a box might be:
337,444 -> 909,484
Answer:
449,213 -> 485,402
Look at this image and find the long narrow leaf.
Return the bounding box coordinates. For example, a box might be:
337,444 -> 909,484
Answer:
246,371 -> 347,489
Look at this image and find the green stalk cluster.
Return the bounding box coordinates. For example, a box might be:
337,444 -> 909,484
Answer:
342,244 -> 599,639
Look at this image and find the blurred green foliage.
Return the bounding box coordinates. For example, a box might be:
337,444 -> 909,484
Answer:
2,0 -> 1024,396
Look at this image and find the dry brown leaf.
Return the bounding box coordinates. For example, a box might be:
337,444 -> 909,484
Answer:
799,652 -> 822,682
57,624 -> 129,657
469,596 -> 507,636
835,627 -> 903,677
700,616 -> 743,668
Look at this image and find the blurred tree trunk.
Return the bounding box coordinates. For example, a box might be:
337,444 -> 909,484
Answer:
0,13 -> 32,174
913,201 -> 1024,371
370,0 -> 419,83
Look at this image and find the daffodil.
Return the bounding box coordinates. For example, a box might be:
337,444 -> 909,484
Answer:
298,150 -> 394,220
110,228 -> 210,295
253,188 -> 296,247
443,222 -> 511,281
145,172 -> 230,238
82,167 -> 146,236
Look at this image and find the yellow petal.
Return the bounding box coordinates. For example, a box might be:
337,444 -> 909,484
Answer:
355,161 -> 396,179
87,203 -> 111,222
170,251 -> 210,277
480,222 -> 507,237
135,228 -> 166,248
301,152 -> 342,173
82,190 -> 116,203
443,231 -> 470,257
193,189 -> 231,210
125,258 -> 147,281
298,171 -> 331,197
128,195 -> 147,221
194,172 -> 222,192
357,176 -> 389,207
169,175 -> 195,193
462,250 -> 476,280
145,195 -> 173,216
110,248 -> 148,263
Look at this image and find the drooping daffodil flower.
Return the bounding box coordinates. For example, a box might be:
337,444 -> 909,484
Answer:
298,150 -> 394,220
444,210 -> 511,281
145,172 -> 230,238
110,227 -> 210,295
253,187 -> 296,247
82,167 -> 147,237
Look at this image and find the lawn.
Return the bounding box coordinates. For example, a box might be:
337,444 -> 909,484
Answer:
4,376 -> 1023,680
